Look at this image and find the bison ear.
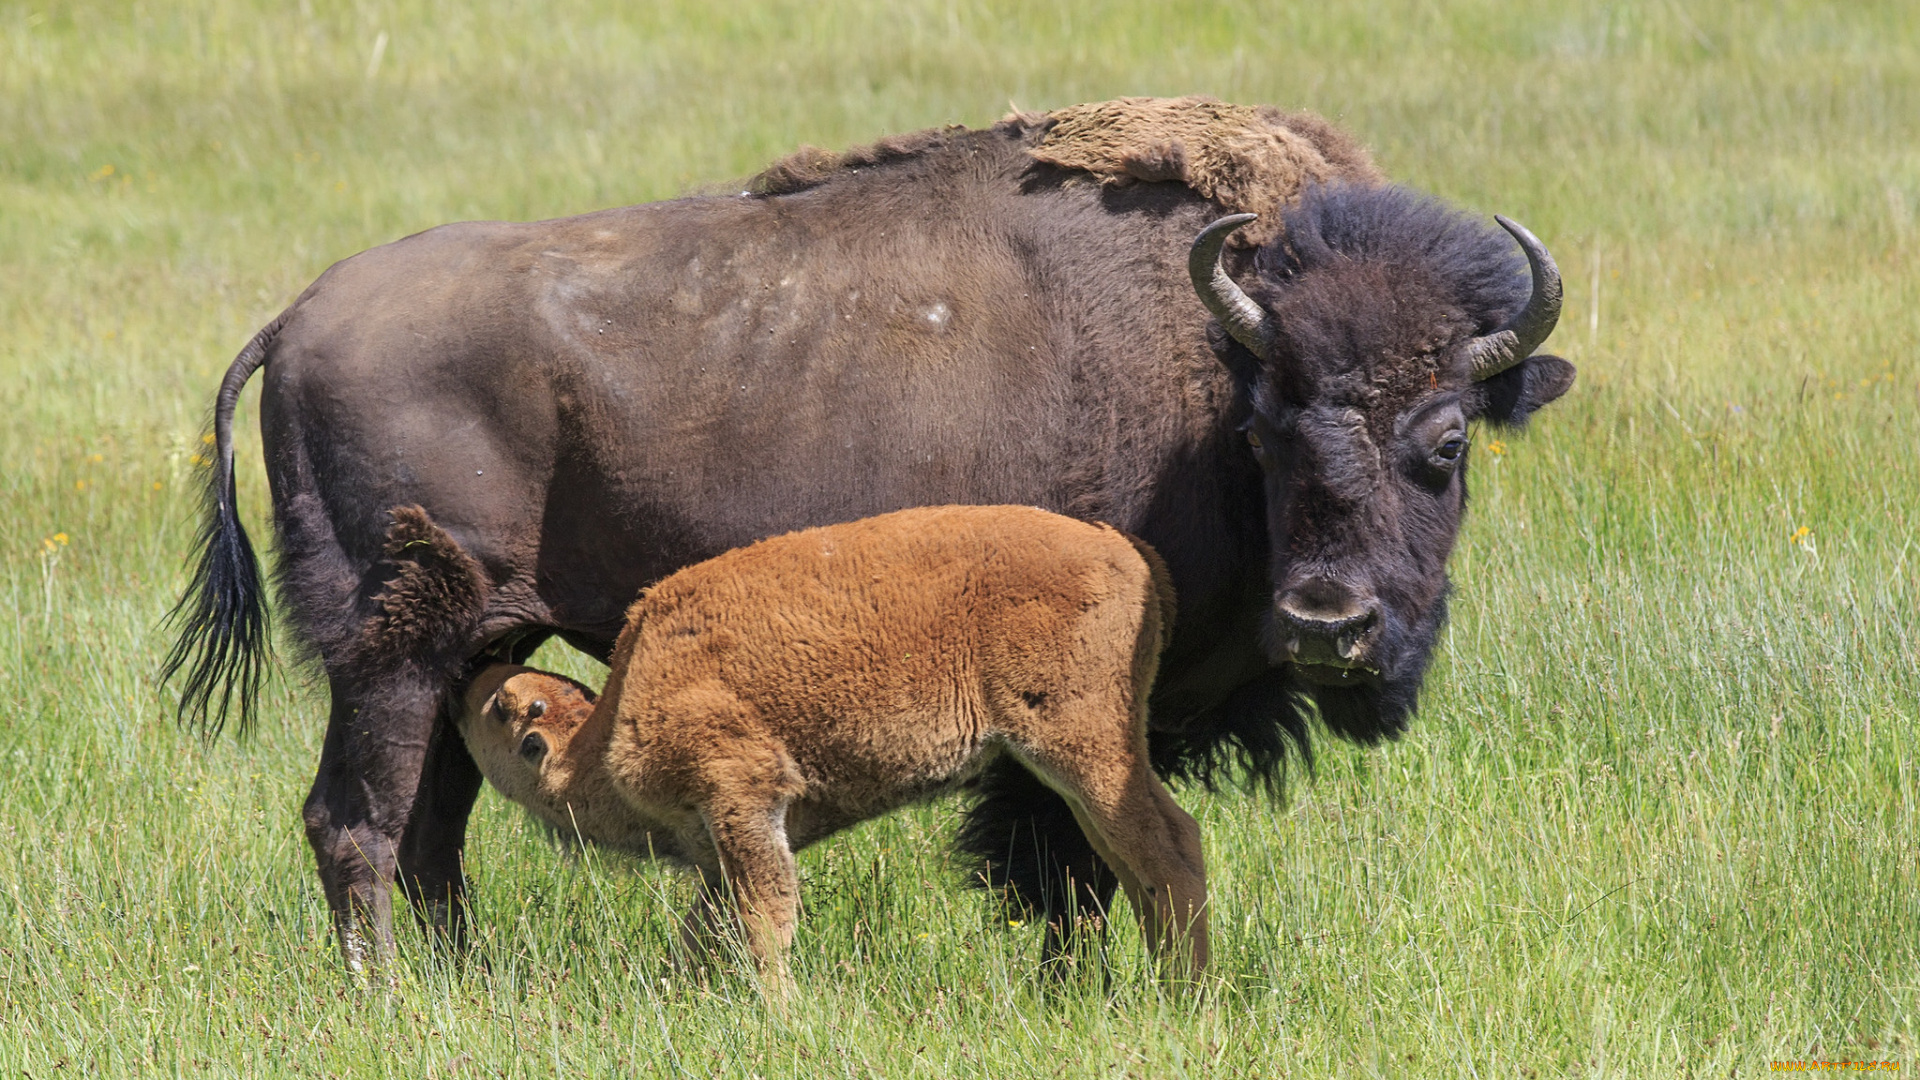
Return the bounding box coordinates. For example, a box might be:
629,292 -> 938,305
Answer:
1473,354 -> 1575,428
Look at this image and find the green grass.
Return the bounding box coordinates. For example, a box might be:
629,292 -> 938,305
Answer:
2,0 -> 1916,1074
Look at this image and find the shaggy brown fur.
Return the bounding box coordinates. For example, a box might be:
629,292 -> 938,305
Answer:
455,505 -> 1208,991
361,506 -> 490,669
1026,96 -> 1382,248
751,96 -> 1379,249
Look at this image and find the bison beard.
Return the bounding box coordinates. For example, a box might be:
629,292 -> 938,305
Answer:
957,759 -> 1119,965
1294,588 -> 1443,746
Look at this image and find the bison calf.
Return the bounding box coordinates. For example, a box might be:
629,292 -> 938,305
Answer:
454,504 -> 1207,989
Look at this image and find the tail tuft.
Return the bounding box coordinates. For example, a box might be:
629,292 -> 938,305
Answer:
160,469 -> 270,736
159,314 -> 285,737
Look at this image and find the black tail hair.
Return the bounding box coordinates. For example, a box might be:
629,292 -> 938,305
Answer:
159,313 -> 288,737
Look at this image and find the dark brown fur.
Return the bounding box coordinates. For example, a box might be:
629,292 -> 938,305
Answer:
361,506 -> 491,669
749,127 -> 966,195
453,506 -> 1206,991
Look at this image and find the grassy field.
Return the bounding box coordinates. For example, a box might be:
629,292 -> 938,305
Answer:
2,0 -> 1916,1075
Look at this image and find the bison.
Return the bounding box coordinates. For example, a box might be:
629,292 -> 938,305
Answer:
163,96 -> 1570,970
435,504 -> 1205,990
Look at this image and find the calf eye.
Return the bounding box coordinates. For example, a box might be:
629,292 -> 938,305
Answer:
518,732 -> 548,763
527,699 -> 547,719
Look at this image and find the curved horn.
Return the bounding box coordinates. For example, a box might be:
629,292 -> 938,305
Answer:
1189,213 -> 1279,361
1466,215 -> 1563,381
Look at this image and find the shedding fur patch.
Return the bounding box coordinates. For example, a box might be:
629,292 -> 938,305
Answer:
1027,96 -> 1383,248
743,97 -> 1380,242
361,506 -> 490,668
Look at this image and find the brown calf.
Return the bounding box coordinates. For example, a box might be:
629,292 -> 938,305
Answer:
453,505 -> 1207,989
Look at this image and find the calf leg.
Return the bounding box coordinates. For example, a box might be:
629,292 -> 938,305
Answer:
303,670 -> 444,972
701,800 -> 800,997
1016,743 -> 1209,984
1061,765 -> 1208,983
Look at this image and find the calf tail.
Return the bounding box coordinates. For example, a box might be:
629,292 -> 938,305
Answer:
160,312 -> 289,736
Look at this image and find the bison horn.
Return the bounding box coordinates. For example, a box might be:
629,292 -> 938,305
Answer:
1190,214 -> 1279,362
1466,216 -> 1563,382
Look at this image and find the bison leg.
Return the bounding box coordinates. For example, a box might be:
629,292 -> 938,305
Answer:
393,635 -> 553,950
956,758 -> 1119,977
675,867 -> 732,970
302,670 -> 444,972
394,708 -> 485,949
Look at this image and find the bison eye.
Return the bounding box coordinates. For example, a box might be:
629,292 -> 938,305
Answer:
527,699 -> 546,719
1246,430 -> 1263,450
1433,435 -> 1467,464
518,732 -> 548,763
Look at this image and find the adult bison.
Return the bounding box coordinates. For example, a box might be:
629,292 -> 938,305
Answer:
165,97 -> 1572,969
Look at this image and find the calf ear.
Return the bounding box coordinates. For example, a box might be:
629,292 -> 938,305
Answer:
1473,354 -> 1575,428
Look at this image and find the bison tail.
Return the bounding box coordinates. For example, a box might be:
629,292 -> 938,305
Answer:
160,313 -> 289,737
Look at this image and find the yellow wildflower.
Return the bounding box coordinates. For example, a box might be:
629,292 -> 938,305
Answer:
1486,439 -> 1508,457
201,433 -> 215,444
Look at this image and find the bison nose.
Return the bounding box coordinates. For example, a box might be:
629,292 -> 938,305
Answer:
1275,585 -> 1381,669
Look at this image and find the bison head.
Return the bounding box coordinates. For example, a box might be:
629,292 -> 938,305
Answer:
1192,185 -> 1575,745
458,664 -> 599,813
